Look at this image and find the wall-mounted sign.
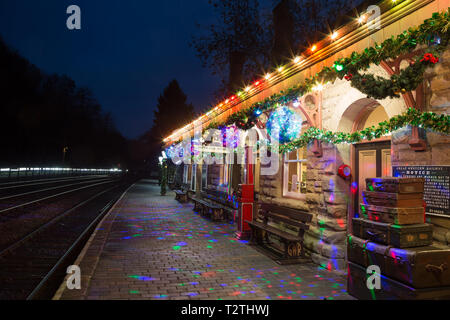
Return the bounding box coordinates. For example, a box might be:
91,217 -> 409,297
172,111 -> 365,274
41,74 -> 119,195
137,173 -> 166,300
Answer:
393,165 -> 450,218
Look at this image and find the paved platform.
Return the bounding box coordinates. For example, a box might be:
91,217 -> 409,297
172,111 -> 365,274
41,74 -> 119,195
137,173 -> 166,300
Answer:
55,179 -> 353,300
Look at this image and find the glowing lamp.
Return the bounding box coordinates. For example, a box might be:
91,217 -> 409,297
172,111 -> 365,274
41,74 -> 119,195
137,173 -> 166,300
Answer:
330,32 -> 338,40
338,164 -> 352,179
293,56 -> 301,63
311,45 -> 317,52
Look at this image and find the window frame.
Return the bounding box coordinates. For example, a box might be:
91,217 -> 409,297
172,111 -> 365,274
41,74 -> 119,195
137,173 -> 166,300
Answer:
282,148 -> 307,200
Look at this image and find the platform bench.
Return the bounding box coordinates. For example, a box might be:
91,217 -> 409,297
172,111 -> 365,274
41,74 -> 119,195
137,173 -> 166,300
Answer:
191,196 -> 223,221
246,203 -> 312,264
174,183 -> 190,203
202,189 -> 237,222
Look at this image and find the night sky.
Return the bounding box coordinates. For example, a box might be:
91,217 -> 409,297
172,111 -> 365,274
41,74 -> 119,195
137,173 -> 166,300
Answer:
0,0 -> 228,139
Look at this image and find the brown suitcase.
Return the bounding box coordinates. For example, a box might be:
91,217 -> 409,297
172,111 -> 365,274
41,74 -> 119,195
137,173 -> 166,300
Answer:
360,204 -> 425,225
362,191 -> 424,207
348,235 -> 450,289
366,177 -> 424,193
352,218 -> 432,248
348,261 -> 450,300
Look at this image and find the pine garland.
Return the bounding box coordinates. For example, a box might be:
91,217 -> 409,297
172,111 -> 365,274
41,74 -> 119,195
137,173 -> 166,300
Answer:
216,9 -> 449,130
165,10 -> 450,155
278,108 -> 450,153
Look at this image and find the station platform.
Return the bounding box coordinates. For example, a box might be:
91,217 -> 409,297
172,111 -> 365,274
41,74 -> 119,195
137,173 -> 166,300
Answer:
54,179 -> 352,300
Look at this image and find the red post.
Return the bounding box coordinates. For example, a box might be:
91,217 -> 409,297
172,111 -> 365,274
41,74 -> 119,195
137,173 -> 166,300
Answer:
235,146 -> 255,240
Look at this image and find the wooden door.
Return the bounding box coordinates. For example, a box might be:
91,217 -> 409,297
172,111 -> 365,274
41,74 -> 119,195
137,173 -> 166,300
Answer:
354,142 -> 391,216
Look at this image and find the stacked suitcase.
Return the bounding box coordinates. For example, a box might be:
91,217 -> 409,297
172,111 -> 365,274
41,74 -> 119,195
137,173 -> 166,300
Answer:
347,177 -> 450,300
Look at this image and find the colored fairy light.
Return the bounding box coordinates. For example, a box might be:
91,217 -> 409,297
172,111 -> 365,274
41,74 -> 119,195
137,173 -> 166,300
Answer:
265,73 -> 271,80
245,86 -> 251,92
293,56 -> 301,63
254,109 -> 262,116
221,125 -> 239,148
312,83 -> 324,91
330,31 -> 338,40
310,45 -> 317,52
333,63 -> 344,72
292,100 -> 300,108
277,66 -> 284,72
266,106 -> 303,144
254,80 -> 260,86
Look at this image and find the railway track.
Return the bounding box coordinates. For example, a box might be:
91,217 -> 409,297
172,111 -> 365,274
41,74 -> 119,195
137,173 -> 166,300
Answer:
0,175 -> 136,299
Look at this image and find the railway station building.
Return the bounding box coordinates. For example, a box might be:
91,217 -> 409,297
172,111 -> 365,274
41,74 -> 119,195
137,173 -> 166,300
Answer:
162,0 -> 450,274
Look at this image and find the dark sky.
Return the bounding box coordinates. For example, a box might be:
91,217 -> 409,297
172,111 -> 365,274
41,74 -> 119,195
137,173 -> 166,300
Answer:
0,0 -> 225,139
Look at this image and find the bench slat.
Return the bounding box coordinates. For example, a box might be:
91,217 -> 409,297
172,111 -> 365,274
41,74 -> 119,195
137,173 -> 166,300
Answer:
264,212 -> 310,230
260,203 -> 312,222
246,220 -> 301,242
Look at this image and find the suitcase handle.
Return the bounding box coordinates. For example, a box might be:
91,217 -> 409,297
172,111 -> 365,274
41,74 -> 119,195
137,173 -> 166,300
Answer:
425,263 -> 448,274
366,229 -> 385,240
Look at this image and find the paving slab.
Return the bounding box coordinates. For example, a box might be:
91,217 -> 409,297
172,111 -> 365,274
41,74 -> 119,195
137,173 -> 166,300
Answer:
55,179 -> 354,300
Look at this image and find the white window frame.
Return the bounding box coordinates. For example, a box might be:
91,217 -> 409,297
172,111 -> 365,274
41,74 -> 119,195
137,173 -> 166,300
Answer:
283,149 -> 307,200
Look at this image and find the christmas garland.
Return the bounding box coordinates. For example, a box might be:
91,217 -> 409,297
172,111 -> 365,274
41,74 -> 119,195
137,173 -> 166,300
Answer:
166,10 -> 450,155
217,9 -> 449,130
278,108 -> 450,153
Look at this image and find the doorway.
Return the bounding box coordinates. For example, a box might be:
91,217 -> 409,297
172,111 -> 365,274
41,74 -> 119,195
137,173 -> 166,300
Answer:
354,141 -> 391,217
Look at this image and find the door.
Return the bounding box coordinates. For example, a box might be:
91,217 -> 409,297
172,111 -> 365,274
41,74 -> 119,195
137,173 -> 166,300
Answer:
354,141 -> 391,217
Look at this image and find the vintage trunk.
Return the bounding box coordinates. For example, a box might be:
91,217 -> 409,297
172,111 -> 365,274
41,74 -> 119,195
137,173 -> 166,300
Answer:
347,235 -> 450,289
352,218 -> 433,248
347,261 -> 450,300
362,191 -> 424,207
360,204 -> 425,225
365,177 -> 425,193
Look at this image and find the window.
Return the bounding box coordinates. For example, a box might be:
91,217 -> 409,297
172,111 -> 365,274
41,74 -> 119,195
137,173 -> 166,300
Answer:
183,165 -> 192,185
201,165 -> 208,190
191,164 -> 196,191
218,164 -> 233,192
283,147 -> 307,198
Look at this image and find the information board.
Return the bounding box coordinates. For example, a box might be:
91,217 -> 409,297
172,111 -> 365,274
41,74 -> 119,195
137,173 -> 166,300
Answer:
393,165 -> 450,217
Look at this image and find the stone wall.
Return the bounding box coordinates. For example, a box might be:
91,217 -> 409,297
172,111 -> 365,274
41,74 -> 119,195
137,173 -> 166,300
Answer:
392,48 -> 450,247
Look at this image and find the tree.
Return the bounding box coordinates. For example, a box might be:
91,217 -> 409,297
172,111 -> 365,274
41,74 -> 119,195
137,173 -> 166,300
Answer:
190,0 -> 270,97
191,0 -> 363,98
0,36 -> 129,168
136,80 -> 194,171
149,79 -> 195,142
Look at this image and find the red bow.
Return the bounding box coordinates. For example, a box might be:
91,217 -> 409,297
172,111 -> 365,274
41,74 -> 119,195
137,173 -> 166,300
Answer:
420,53 -> 439,64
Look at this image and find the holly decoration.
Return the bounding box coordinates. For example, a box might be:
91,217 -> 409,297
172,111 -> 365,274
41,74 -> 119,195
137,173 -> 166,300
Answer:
278,108 -> 450,153
213,9 -> 449,129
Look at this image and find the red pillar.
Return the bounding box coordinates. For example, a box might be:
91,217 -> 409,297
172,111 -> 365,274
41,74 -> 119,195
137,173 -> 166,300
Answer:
235,146 -> 255,240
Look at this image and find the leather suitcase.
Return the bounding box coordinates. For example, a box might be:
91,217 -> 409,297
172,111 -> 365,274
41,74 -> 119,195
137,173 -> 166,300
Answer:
366,177 -> 424,193
347,235 -> 450,289
362,191 -> 424,208
352,218 -> 432,248
360,204 -> 424,225
347,261 -> 450,300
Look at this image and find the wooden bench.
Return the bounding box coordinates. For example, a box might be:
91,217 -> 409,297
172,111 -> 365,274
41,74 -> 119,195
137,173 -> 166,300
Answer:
246,203 -> 312,264
174,183 -> 190,203
191,196 -> 223,221
202,189 -> 238,222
